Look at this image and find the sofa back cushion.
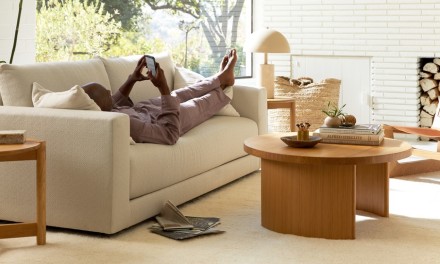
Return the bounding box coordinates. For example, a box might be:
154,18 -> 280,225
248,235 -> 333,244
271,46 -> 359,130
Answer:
0,58 -> 110,107
98,52 -> 175,103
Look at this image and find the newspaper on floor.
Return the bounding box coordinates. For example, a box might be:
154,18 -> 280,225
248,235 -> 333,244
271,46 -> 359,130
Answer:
150,200 -> 224,240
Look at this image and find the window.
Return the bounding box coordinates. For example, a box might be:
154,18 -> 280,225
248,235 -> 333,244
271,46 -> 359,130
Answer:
36,0 -> 252,78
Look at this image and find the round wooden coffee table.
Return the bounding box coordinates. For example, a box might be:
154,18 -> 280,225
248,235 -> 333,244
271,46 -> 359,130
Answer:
244,133 -> 412,239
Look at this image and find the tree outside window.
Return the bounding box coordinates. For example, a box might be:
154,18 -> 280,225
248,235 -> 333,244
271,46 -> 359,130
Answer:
36,0 -> 252,78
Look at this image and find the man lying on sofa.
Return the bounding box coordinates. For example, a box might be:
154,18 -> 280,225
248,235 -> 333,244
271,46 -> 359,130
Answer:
82,49 -> 237,145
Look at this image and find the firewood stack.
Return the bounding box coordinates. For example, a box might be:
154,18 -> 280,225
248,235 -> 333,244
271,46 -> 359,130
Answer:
419,58 -> 440,128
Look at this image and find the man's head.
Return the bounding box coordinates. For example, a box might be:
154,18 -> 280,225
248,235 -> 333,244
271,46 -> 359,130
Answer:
82,83 -> 113,111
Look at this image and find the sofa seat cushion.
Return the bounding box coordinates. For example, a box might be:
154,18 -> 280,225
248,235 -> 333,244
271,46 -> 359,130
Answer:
128,116 -> 258,199
0,59 -> 110,107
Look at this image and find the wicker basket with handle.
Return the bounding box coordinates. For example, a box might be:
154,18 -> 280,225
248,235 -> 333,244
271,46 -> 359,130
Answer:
269,76 -> 341,132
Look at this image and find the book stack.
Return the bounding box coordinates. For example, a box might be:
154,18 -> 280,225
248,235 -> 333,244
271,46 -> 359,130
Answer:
315,124 -> 384,146
149,200 -> 224,240
0,130 -> 26,144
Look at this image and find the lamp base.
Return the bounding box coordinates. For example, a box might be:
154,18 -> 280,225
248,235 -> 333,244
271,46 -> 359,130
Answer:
257,64 -> 275,99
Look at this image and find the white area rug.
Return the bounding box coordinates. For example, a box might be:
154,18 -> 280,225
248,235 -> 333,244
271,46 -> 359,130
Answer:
1,171 -> 440,264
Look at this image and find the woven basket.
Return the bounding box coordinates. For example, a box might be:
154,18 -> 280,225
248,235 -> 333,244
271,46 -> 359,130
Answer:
269,76 -> 341,132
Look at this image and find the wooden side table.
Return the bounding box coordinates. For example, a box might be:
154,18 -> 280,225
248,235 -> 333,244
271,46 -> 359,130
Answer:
267,98 -> 296,132
0,140 -> 46,245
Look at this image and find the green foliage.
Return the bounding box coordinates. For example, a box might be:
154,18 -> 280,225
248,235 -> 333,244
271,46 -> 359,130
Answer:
35,0 -> 249,78
322,102 -> 346,117
171,39 -> 202,72
105,32 -> 166,57
95,0 -> 143,30
37,0 -> 143,30
36,0 -> 123,62
145,0 -> 246,72
145,0 -> 201,18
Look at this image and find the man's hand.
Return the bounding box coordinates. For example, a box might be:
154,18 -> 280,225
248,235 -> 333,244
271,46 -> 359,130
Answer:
147,62 -> 171,96
118,56 -> 149,97
129,56 -> 149,83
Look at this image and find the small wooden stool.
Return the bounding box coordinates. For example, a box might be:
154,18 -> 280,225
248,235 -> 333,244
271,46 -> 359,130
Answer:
0,140 -> 46,245
267,98 -> 296,132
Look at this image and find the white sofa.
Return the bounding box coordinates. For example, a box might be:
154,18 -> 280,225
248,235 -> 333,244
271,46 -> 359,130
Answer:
0,53 -> 267,234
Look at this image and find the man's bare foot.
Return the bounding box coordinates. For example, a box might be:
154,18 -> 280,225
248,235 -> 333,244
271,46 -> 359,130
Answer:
220,49 -> 236,71
217,49 -> 237,88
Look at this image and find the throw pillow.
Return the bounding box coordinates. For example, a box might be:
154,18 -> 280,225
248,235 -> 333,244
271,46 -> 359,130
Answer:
32,82 -> 101,111
173,67 -> 240,117
215,86 -> 240,117
173,66 -> 205,89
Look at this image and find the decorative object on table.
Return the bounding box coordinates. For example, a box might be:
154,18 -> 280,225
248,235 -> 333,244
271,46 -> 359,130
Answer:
340,114 -> 357,127
244,28 -> 291,99
280,135 -> 321,148
315,124 -> 384,146
0,130 -> 26,144
296,122 -> 310,141
322,101 -> 346,128
272,76 -> 341,131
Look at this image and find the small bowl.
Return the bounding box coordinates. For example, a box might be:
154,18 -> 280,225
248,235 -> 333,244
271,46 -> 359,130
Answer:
280,135 -> 322,148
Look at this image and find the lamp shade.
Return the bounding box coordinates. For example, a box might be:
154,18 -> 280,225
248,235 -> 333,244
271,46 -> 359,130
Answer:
245,28 -> 290,53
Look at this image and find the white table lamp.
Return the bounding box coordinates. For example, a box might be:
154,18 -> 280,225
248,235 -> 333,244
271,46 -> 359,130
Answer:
245,28 -> 291,98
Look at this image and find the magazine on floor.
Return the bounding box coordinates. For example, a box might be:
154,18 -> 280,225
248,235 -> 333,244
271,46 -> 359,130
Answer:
150,200 -> 224,240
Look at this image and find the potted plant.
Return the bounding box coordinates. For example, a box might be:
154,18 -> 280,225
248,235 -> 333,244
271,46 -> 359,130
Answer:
1,0 -> 23,64
322,101 -> 346,127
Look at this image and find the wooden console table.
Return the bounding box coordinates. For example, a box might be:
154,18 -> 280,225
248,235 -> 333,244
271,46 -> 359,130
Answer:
0,140 -> 46,245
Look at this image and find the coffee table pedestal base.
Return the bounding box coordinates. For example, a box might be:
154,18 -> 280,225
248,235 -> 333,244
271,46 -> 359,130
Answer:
261,159 -> 389,239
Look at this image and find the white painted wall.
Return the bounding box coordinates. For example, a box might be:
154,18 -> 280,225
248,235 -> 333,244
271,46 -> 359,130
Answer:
0,0 -> 36,65
256,0 -> 440,127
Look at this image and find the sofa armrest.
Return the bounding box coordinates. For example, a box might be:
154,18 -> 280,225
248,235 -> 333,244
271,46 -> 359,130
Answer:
231,85 -> 268,135
0,106 -> 131,233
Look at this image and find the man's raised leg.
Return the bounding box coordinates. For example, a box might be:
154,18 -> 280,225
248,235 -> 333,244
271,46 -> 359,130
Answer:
178,87 -> 230,135
172,49 -> 237,103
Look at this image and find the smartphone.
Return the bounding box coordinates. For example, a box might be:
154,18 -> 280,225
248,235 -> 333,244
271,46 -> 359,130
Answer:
145,55 -> 157,77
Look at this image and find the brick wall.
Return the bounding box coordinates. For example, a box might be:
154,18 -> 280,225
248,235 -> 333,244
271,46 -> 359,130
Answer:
0,0 -> 36,65
259,0 -> 440,126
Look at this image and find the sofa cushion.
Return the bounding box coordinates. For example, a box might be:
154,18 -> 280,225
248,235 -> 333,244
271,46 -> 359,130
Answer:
32,82 -> 101,111
0,58 -> 110,107
98,52 -> 175,103
173,66 -> 204,89
128,115 -> 258,199
216,86 -> 240,117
